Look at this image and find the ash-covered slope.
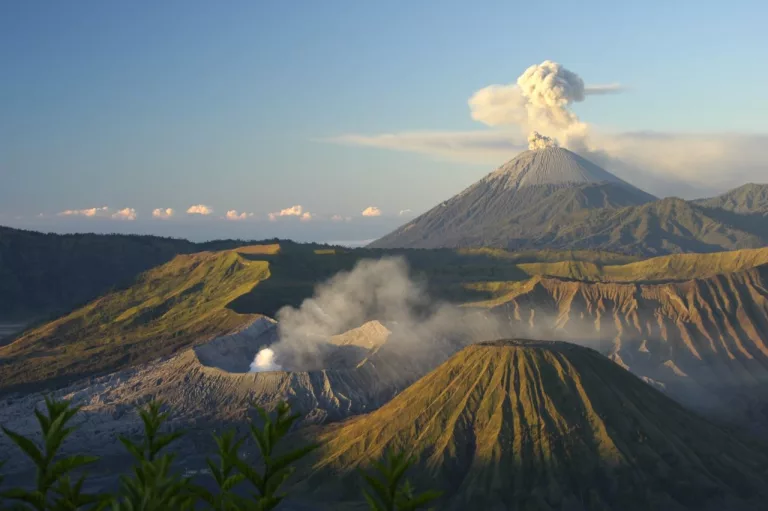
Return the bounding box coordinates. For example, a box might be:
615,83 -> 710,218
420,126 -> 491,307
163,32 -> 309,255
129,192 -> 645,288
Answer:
0,318 -> 465,477
481,146 -> 636,189
302,341 -> 768,511
370,147 -> 656,249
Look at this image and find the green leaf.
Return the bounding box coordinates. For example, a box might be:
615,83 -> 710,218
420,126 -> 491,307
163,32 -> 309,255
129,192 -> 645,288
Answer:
363,488 -> 389,511
2,427 -> 44,467
49,454 -> 99,481
361,471 -> 393,509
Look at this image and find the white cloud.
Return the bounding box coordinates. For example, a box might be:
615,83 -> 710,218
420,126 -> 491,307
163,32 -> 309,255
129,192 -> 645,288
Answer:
300,212 -> 313,221
57,206 -> 110,218
152,208 -> 174,219
328,130 -> 768,198
187,204 -> 213,215
326,59 -> 768,198
328,131 -> 525,164
399,209 -> 412,216
268,205 -> 310,221
361,206 -> 382,217
331,214 -> 352,222
112,208 -> 137,221
584,83 -> 626,95
225,210 -> 253,221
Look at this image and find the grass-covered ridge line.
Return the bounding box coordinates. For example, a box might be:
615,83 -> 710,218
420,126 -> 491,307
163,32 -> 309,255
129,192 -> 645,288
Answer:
517,246 -> 768,282
0,248 -> 271,394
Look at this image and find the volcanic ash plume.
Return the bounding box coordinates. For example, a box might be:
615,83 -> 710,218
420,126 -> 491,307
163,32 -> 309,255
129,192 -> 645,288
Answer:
528,131 -> 558,150
469,60 -> 621,147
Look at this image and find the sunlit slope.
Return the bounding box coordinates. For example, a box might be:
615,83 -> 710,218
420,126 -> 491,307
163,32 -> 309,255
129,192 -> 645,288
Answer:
466,265 -> 768,429
0,249 -> 270,393
513,246 -> 768,282
303,341 -> 768,510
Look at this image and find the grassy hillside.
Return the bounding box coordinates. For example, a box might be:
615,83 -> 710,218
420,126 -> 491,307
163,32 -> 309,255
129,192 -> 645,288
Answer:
0,248 -> 271,394
514,246 -> 768,283
0,225 -> 267,320
300,341 -> 768,510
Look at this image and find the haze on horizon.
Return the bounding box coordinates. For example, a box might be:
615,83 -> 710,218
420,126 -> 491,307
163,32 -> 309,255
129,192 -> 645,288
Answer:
2,0 -> 767,242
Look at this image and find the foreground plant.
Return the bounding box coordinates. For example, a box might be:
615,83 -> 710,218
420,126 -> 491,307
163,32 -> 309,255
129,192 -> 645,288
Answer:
0,396 -> 109,510
361,449 -> 442,511
0,398 -> 438,510
112,400 -> 195,511
194,430 -> 245,510
229,401 -> 319,510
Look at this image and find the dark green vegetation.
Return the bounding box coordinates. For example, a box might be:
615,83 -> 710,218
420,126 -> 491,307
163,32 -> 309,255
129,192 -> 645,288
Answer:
0,226 -> 264,321
0,397 -> 437,511
302,341 -> 768,510
370,148 -> 768,254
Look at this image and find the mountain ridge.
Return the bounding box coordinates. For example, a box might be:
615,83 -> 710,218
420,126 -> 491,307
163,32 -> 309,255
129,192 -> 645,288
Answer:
371,151 -> 768,254
299,340 -> 768,510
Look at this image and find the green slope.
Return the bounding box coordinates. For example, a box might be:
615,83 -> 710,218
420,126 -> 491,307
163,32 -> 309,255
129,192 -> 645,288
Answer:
0,225 -> 268,320
514,246 -> 768,283
0,248 -> 271,393
300,341 -> 768,510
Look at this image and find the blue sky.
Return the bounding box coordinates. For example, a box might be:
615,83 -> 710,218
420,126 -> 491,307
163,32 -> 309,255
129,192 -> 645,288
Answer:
2,0 -> 767,241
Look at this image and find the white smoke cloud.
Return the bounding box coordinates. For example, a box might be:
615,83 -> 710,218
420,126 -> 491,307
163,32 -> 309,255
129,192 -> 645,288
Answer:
187,204 -> 213,215
268,205 -> 310,221
528,131 -> 558,150
152,208 -> 174,219
226,210 -> 253,221
111,208 -> 137,221
250,257 -> 508,374
361,206 -> 382,217
57,206 -> 110,218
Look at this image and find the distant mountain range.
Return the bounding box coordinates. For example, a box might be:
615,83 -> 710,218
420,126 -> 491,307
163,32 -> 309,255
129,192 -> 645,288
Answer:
370,147 -> 768,255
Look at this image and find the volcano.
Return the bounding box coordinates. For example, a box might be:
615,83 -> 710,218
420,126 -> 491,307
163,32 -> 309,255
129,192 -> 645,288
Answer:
300,340 -> 768,510
370,147 -> 656,249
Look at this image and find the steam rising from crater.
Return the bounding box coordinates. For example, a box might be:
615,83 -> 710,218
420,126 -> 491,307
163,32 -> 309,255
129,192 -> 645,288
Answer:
249,257 -> 508,373
250,348 -> 281,372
